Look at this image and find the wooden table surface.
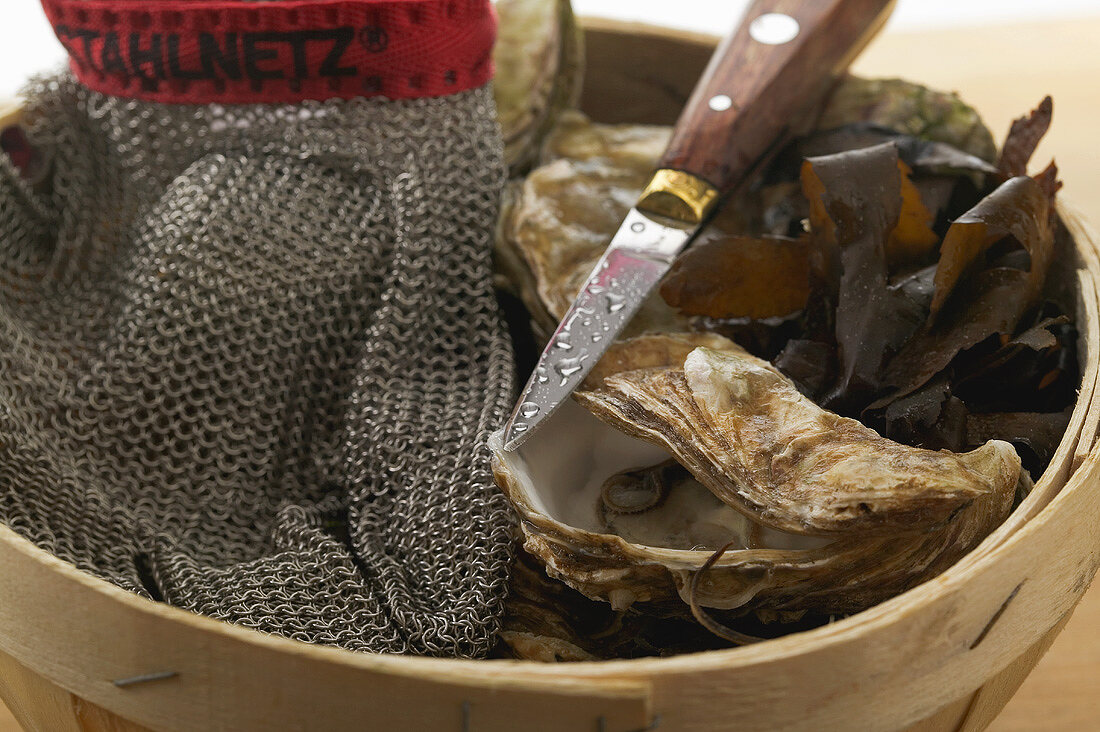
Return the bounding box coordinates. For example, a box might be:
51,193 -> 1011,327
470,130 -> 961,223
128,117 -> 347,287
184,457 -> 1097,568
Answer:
2,15 -> 1099,732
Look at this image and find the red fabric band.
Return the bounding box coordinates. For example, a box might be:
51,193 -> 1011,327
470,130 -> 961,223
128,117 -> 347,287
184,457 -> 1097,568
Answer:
40,0 -> 496,104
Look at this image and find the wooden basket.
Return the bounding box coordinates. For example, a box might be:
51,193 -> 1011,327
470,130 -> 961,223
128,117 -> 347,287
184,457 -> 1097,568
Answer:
1,21 -> 1099,732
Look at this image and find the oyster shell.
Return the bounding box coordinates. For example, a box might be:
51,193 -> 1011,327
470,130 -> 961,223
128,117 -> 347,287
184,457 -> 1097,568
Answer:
540,109 -> 670,167
494,114 -> 687,340
817,77 -> 998,162
491,334 -> 1019,615
496,547 -> 732,661
494,0 -> 584,176
577,340 -> 1021,535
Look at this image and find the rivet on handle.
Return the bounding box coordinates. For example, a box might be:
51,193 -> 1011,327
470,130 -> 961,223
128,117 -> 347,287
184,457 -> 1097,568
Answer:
707,94 -> 733,111
749,12 -> 800,45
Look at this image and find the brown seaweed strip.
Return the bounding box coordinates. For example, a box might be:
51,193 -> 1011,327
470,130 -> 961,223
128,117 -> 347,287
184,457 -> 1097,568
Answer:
884,176 -> 1054,399
997,96 -> 1053,178
689,542 -> 768,645
801,143 -> 931,408
966,409 -> 1072,468
660,234 -> 812,319
928,176 -> 1053,320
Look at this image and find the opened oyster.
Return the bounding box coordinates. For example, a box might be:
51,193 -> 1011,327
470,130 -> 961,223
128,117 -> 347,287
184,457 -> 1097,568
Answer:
491,334 -> 1020,614
494,0 -> 584,176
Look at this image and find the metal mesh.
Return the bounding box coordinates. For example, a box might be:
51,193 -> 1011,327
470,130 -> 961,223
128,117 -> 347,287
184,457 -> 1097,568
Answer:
0,71 -> 516,657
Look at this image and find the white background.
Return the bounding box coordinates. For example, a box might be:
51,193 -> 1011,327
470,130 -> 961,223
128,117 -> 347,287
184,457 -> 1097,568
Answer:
2,0 -> 1100,98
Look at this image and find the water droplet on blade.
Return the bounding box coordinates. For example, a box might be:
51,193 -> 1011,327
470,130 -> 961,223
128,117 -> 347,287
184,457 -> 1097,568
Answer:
518,402 -> 540,418
511,422 -> 529,434
554,349 -> 590,385
606,292 -> 626,312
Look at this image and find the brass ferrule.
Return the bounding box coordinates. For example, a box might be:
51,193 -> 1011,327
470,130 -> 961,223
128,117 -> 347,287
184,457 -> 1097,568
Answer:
636,169 -> 720,226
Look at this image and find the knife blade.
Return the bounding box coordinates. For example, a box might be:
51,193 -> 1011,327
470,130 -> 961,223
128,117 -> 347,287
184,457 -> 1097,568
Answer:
502,0 -> 897,451
502,208 -> 695,449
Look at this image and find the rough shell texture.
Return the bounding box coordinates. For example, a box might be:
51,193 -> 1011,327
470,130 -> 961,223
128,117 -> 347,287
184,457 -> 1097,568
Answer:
576,341 -> 1022,535
496,549 -> 732,661
816,76 -> 998,162
491,334 -> 1020,615
494,0 -> 584,176
494,114 -> 687,340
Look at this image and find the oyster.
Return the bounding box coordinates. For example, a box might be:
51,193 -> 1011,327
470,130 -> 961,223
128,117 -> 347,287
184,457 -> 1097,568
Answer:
817,77 -> 998,162
494,114 -> 687,340
494,0 -> 584,176
540,109 -> 670,167
577,340 -> 1021,535
491,334 -> 1019,615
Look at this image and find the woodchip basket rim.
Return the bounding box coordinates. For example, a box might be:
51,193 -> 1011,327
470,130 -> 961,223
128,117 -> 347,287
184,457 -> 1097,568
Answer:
0,422 -> 1095,679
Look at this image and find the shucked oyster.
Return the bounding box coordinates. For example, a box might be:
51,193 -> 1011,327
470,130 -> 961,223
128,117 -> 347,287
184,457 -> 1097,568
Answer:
491,334 -> 1020,614
494,0 -> 583,176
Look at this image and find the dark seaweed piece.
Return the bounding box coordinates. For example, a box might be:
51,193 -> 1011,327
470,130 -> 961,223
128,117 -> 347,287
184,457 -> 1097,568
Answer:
874,377 -> 969,453
952,308 -> 1077,414
883,176 -> 1055,400
660,234 -> 812,319
1032,160 -> 1064,228
800,143 -> 933,411
774,339 -> 836,398
929,177 -> 1054,319
1033,160 -> 1063,203
887,160 -> 941,269
757,125 -> 996,243
692,313 -> 804,362
967,409 -> 1071,477
956,312 -> 1068,383
997,96 -> 1053,178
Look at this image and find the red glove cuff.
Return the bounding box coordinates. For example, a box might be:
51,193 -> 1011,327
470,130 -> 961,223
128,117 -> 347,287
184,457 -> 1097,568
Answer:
40,0 -> 496,104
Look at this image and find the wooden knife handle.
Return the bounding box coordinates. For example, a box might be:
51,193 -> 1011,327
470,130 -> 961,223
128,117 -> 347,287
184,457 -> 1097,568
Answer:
656,0 -> 896,195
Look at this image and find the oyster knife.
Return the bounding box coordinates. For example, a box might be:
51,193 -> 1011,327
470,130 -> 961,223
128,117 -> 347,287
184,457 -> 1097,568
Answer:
503,0 -> 897,451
